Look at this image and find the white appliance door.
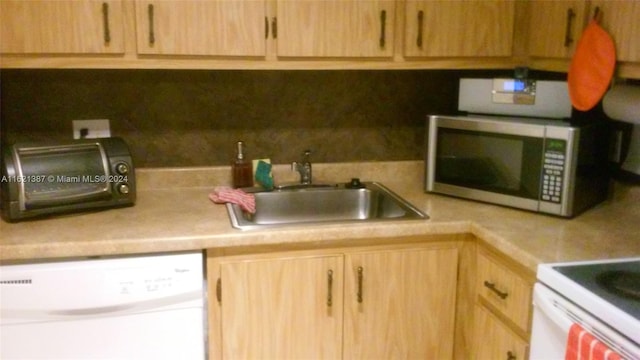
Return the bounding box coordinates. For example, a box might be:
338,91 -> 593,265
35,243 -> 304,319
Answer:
0,252 -> 205,360
530,283 -> 640,360
530,283 -> 574,359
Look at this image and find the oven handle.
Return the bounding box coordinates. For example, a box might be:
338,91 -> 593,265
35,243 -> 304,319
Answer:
533,283 -> 573,332
533,283 -> 640,360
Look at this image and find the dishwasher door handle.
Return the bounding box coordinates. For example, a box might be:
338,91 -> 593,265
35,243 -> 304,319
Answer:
2,291 -> 202,323
50,291 -> 202,317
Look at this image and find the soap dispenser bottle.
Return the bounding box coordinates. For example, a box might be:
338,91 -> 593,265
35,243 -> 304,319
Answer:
232,141 -> 253,188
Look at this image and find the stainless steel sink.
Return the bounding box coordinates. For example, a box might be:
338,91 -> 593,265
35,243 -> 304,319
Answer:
226,181 -> 427,230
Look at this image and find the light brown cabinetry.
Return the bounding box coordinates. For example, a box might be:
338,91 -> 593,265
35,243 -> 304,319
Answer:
0,0 -> 124,54
276,0 -> 395,57
473,248 -> 534,360
343,248 -> 458,359
592,0 -> 640,62
473,305 -> 529,360
216,254 -> 344,359
404,0 -> 515,57
207,244 -> 458,359
134,1 -> 266,56
526,0 -> 640,77
527,0 -> 588,59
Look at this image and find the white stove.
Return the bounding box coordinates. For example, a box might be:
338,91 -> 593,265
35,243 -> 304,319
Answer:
530,257 -> 640,360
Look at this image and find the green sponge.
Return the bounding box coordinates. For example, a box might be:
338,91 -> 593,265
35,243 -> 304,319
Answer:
254,159 -> 274,190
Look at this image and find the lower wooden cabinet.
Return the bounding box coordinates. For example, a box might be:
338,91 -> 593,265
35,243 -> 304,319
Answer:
217,254 -> 344,359
207,244 -> 459,359
473,305 -> 529,360
343,248 -> 458,359
473,247 -> 535,360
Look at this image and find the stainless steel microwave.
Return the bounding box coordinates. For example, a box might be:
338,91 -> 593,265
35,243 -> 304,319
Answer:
1,137 -> 135,221
425,115 -> 609,217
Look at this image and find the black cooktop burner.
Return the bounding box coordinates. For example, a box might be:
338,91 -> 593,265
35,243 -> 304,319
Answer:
554,260 -> 640,321
597,270 -> 640,301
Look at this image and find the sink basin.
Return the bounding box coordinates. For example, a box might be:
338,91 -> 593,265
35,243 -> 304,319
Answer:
226,182 -> 427,230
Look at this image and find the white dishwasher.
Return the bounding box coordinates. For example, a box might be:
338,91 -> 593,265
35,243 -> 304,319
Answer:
0,251 -> 205,359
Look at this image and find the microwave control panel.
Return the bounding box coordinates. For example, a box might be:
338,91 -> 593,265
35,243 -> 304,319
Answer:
542,139 -> 566,203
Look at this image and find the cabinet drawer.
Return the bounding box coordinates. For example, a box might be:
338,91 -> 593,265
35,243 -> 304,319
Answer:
476,252 -> 532,332
473,305 -> 528,360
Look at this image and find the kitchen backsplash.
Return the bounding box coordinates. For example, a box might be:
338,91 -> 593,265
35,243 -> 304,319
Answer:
1,69 -> 558,167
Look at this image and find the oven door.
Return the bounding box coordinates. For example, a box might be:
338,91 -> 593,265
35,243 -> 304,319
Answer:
531,283 -> 640,360
15,143 -> 112,210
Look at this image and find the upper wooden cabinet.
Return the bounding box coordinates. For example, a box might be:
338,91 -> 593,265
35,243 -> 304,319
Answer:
134,0 -> 266,56
527,0 -> 588,59
404,0 -> 515,57
592,0 -> 640,62
0,0 -> 124,54
276,0 -> 395,57
1,0 -> 638,76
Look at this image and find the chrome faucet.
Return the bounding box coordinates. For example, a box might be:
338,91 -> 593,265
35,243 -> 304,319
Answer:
292,150 -> 312,185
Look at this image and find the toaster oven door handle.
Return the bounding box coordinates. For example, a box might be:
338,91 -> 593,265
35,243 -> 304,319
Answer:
24,188 -> 112,210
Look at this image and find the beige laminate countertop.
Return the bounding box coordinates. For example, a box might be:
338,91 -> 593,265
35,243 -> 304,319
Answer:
2,161 -> 639,271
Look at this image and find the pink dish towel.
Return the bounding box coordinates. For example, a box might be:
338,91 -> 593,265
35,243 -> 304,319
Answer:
565,323 -> 622,360
209,186 -> 256,214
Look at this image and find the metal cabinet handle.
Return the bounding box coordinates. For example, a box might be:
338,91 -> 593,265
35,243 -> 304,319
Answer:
102,2 -> 111,44
271,17 -> 277,39
379,10 -> 387,48
417,10 -> 424,48
564,8 -> 575,47
148,4 -> 155,45
507,350 -> 517,360
265,17 -> 269,39
216,278 -> 222,303
593,6 -> 601,22
484,281 -> 509,299
327,270 -> 333,307
357,266 -> 364,303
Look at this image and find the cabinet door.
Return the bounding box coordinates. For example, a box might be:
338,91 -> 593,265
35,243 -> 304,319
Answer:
528,0 -> 588,59
276,0 -> 394,57
218,255 -> 343,359
473,305 -> 529,360
477,251 -> 532,333
135,0 -> 266,56
0,0 -> 124,54
343,247 -> 458,359
592,0 -> 640,62
404,0 -> 514,57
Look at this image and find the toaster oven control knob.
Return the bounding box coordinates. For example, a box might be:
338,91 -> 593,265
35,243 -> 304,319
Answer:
116,163 -> 129,175
118,183 -> 130,195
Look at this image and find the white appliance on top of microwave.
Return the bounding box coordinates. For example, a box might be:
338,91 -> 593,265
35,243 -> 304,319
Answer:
425,78 -> 610,217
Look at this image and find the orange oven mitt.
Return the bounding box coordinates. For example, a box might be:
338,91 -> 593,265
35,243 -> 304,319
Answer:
568,16 -> 616,111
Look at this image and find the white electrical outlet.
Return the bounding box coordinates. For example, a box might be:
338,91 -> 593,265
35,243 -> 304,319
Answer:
73,119 -> 111,139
